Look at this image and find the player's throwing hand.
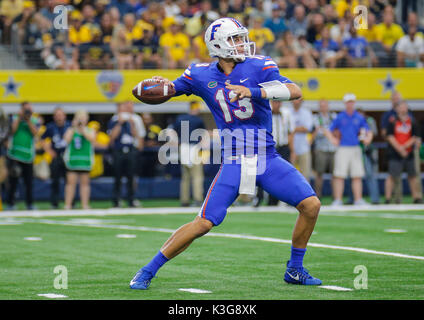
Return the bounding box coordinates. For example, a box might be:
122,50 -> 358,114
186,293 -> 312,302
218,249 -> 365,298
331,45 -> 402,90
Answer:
152,76 -> 175,88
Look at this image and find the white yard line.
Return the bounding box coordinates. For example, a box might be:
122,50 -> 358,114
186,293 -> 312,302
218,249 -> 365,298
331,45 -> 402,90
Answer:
320,285 -> 353,292
37,293 -> 67,299
17,218 -> 424,262
178,288 -> 212,294
1,205 -> 424,220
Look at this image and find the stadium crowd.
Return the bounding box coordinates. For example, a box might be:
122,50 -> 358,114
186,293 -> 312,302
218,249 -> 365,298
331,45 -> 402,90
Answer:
1,0 -> 423,69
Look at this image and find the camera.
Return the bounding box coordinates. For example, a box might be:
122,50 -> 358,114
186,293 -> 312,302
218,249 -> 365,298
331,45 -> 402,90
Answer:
24,109 -> 32,117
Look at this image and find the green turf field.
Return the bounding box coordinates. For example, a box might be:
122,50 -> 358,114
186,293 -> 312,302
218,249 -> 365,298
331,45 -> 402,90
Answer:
1,206 -> 424,300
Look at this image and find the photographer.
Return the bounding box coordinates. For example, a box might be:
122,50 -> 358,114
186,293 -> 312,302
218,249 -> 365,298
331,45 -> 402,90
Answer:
6,102 -> 40,210
63,110 -> 95,210
42,107 -> 71,209
108,102 -> 143,208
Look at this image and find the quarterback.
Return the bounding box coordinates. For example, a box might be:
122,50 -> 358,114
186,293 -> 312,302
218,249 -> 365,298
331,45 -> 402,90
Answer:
130,17 -> 322,289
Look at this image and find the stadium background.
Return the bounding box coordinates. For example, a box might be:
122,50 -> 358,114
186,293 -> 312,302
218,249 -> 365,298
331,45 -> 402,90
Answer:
1,0 -> 423,203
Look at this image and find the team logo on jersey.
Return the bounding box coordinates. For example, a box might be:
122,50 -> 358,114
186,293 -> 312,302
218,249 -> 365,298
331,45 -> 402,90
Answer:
208,81 -> 218,88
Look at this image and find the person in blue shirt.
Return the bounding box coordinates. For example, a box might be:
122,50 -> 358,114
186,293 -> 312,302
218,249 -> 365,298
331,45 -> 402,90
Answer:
325,94 -> 373,206
264,4 -> 288,38
342,25 -> 376,68
312,26 -> 343,68
42,107 -> 71,209
108,102 -> 140,208
130,17 -> 322,290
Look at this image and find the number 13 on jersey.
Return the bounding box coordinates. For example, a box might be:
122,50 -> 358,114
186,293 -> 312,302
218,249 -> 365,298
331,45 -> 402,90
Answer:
215,88 -> 254,123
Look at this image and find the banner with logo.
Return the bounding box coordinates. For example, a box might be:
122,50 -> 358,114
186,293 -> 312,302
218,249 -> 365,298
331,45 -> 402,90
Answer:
0,68 -> 423,103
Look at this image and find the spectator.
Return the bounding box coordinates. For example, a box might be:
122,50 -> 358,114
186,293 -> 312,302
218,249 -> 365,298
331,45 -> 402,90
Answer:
325,94 -> 373,206
401,11 -> 424,34
248,16 -> 275,56
114,12 -> 143,69
159,19 -> 190,69
357,12 -> 379,42
68,10 -> 93,46
192,28 -> 213,63
264,3 -> 288,38
255,100 -> 295,207
322,3 -> 339,26
63,109 -> 95,210
343,24 -> 377,67
396,25 -> 424,68
375,6 -> 404,62
380,91 -> 408,203
0,0 -> 24,44
304,0 -> 320,15
292,34 -> 317,68
80,28 -> 114,69
134,26 -> 162,69
312,99 -> 337,199
6,102 -> 39,210
41,107 -> 71,209
330,17 -> 350,45
228,0 -> 246,22
312,26 -> 344,68
386,101 -> 423,204
288,4 -> 308,37
33,114 -> 51,181
0,106 -> 9,197
276,30 -> 300,68
109,0 -> 134,17
357,107 -> 381,204
139,113 -> 162,178
306,12 -> 325,44
108,102 -> 141,208
171,101 -> 206,207
289,98 -> 313,182
88,120 -> 110,179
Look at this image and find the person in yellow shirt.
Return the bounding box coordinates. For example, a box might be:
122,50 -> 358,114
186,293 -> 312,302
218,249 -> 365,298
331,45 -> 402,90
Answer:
159,21 -> 190,69
375,7 -> 404,52
192,30 -> 213,63
68,10 -> 93,45
249,17 -> 275,55
0,0 -> 24,44
357,12 -> 379,42
87,121 -> 110,179
333,0 -> 368,18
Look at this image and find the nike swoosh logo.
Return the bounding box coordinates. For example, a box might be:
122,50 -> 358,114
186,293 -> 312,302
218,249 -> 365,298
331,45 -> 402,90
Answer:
287,272 -> 300,281
144,84 -> 159,90
240,78 -> 249,83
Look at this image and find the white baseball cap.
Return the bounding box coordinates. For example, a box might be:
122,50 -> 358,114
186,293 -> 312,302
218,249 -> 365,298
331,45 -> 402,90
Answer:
343,93 -> 356,102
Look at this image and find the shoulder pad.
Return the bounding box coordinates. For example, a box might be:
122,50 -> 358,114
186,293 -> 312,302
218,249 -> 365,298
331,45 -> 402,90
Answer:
247,55 -> 278,70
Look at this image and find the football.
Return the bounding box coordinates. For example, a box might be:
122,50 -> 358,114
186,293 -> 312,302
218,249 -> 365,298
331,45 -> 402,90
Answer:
132,79 -> 176,105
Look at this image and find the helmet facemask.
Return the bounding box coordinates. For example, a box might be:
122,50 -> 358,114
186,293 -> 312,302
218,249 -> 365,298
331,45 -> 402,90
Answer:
223,32 -> 256,61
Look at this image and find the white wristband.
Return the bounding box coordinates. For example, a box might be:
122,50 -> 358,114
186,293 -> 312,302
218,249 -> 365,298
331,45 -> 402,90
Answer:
259,80 -> 291,101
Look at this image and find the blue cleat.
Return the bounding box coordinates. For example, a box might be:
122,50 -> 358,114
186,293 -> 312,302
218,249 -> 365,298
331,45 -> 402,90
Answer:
129,268 -> 154,290
284,261 -> 322,285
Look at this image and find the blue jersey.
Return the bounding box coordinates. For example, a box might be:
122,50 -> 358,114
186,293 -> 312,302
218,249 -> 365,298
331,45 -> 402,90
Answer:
173,56 -> 293,157
329,111 -> 369,146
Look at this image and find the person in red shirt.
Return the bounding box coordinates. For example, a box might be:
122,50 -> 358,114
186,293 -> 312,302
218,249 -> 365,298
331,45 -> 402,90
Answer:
386,100 -> 423,204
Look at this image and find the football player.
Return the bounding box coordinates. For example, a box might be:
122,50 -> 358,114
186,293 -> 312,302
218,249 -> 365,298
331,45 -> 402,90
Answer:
130,17 -> 322,289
